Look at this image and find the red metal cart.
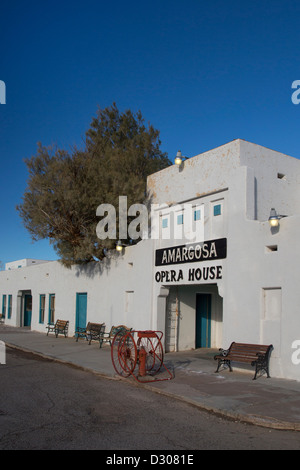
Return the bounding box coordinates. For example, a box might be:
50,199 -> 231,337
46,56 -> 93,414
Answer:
111,330 -> 173,383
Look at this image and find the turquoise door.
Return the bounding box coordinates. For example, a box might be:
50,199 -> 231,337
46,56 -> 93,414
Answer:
24,294 -> 32,327
196,294 -> 211,348
76,293 -> 87,330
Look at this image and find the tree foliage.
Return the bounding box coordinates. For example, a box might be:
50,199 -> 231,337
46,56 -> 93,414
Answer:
17,104 -> 171,266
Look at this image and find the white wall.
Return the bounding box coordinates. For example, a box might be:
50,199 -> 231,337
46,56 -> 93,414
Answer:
0,240 -> 154,336
240,140 -> 300,221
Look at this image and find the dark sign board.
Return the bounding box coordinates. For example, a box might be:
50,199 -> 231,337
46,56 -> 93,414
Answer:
155,238 -> 227,267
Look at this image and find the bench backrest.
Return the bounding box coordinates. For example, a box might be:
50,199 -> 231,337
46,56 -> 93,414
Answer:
229,342 -> 272,360
109,325 -> 132,337
55,320 -> 69,328
87,322 -> 105,333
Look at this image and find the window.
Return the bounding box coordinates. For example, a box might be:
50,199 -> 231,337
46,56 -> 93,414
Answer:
7,295 -> 12,319
177,214 -> 184,225
194,209 -> 201,221
213,204 -> 222,216
162,218 -> 168,229
48,294 -> 55,324
2,295 -> 6,318
160,213 -> 170,239
39,294 -> 46,324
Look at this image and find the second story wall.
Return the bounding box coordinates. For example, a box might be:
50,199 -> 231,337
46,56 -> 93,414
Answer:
147,140 -> 300,248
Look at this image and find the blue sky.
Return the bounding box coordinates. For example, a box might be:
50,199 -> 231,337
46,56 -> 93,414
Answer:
0,0 -> 300,267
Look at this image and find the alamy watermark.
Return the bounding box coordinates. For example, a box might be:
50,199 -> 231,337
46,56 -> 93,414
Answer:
291,340 -> 300,365
291,80 -> 300,105
96,196 -> 204,242
0,340 -> 6,364
0,80 -> 6,104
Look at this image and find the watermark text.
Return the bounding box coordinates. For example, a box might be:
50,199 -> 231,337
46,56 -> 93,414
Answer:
0,80 -> 6,104
96,196 -> 204,242
0,340 -> 6,364
291,80 -> 300,105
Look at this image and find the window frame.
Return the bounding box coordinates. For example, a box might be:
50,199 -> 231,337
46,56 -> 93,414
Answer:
194,209 -> 201,221
39,294 -> 46,324
2,295 -> 6,318
177,213 -> 184,225
213,204 -> 222,216
48,294 -> 55,325
7,295 -> 12,319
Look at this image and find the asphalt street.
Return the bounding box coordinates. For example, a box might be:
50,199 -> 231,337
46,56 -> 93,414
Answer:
1,347 -> 300,450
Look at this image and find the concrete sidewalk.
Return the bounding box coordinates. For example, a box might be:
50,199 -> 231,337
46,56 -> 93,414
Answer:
1,324 -> 300,431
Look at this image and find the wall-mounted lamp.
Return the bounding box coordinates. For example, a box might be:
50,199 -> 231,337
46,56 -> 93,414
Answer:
116,240 -> 123,252
175,150 -> 189,166
116,240 -> 132,252
268,208 -> 287,227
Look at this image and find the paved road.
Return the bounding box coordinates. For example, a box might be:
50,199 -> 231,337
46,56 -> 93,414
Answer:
0,348 -> 300,451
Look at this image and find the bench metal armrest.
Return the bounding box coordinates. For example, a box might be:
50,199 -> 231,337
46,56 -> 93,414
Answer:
254,352 -> 266,364
218,348 -> 230,357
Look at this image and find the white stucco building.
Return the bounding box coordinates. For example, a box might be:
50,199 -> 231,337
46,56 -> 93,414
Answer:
5,259 -> 50,270
1,139 -> 300,380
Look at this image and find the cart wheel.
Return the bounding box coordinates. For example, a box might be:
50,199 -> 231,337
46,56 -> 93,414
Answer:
137,333 -> 164,373
111,331 -> 137,377
111,330 -> 124,376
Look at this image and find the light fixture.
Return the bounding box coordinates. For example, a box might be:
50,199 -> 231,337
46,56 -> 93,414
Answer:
175,150 -> 189,166
116,240 -> 133,252
268,208 -> 286,227
268,208 -> 279,227
116,240 -> 123,252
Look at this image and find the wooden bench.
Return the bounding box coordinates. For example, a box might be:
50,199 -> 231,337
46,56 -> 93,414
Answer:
214,342 -> 273,380
75,322 -> 105,347
46,320 -> 69,338
101,325 -> 132,346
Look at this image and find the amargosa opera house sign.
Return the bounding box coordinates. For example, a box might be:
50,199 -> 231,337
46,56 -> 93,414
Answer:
155,238 -> 227,283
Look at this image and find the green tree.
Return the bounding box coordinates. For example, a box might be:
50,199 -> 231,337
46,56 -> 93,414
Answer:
17,104 -> 171,266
